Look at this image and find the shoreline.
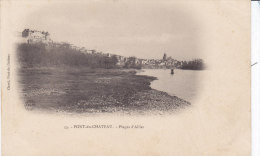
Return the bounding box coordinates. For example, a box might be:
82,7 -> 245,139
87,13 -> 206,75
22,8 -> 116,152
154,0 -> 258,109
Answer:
18,67 -> 190,115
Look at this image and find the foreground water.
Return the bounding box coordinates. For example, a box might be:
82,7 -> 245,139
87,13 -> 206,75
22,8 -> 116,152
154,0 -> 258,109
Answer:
138,69 -> 204,102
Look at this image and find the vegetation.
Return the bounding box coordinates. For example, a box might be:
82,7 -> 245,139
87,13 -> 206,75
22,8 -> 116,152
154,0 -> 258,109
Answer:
17,43 -> 118,69
179,59 -> 205,70
17,43 -> 205,70
16,43 -> 190,114
123,57 -> 142,69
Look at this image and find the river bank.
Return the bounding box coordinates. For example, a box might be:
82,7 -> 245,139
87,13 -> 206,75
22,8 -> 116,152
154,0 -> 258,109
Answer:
138,69 -> 203,102
18,67 -> 190,115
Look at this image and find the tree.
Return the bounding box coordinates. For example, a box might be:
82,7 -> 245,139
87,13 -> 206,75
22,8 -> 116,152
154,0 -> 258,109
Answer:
110,55 -> 118,66
124,57 -> 141,69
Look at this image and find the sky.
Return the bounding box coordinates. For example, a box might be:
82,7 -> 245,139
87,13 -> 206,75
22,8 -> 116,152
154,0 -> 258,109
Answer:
21,1 -> 202,60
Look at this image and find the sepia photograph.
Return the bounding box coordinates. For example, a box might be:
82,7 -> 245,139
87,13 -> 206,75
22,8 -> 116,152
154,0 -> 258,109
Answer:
14,2 -> 207,115
1,0 -> 251,155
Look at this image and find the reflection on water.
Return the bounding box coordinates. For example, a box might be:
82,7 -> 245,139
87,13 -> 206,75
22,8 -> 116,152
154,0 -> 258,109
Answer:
138,69 -> 204,102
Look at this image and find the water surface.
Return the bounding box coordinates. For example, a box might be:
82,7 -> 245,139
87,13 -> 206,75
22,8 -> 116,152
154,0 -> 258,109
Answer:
138,69 -> 204,102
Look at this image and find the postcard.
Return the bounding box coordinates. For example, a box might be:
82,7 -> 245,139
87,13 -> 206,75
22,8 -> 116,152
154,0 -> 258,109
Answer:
1,0 -> 251,155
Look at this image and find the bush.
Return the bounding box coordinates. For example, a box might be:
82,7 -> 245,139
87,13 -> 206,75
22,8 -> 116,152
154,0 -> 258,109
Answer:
179,59 -> 205,70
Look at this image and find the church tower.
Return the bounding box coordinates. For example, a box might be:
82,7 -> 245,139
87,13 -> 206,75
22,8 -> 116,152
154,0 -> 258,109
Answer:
163,53 -> 167,61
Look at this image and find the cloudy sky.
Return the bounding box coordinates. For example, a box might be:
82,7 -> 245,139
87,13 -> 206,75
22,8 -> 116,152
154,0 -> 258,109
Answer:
20,1 -> 203,60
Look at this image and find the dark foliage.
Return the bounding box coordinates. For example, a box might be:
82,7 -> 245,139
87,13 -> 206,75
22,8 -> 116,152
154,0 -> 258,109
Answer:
16,43 -> 118,68
179,59 -> 205,70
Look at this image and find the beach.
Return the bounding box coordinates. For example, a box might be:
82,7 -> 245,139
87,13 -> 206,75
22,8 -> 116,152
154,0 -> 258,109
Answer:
18,67 -> 190,115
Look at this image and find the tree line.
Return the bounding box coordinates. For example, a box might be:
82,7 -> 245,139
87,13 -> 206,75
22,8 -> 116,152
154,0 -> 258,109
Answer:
17,43 -> 118,68
179,59 -> 205,70
17,43 -> 205,70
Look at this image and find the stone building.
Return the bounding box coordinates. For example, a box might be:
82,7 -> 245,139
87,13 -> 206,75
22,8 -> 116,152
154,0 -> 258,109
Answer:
22,29 -> 52,44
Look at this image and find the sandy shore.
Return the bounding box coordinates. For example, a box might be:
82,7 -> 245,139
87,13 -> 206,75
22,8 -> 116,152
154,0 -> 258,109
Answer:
18,67 -> 190,115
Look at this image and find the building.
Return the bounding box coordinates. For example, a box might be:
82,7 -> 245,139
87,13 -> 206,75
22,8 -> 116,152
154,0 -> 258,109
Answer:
22,29 -> 52,44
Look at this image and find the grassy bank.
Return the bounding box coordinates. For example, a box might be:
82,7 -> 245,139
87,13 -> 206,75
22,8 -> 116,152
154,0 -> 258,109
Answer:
18,67 -> 190,115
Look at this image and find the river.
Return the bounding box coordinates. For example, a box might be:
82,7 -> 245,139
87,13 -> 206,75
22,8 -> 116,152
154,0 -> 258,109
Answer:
137,69 -> 204,103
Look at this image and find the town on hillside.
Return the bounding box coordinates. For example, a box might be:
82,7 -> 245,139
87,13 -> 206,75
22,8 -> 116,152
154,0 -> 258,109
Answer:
21,29 -> 204,70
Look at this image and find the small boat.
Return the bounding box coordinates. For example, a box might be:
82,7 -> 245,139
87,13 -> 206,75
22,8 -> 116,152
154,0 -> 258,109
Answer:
171,68 -> 174,75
